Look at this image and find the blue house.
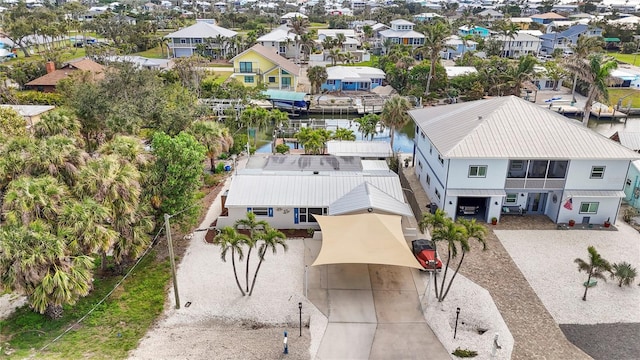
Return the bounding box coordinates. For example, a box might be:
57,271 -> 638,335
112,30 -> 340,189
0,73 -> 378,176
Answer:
458,26 -> 490,38
322,66 -> 385,92
540,24 -> 602,54
441,36 -> 477,59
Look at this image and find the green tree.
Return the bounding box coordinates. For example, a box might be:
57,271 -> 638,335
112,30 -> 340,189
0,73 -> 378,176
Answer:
1,3 -> 35,57
215,226 -> 249,296
416,21 -> 452,96
610,261 -> 637,287
248,226 -> 287,296
240,106 -> 270,146
188,121 -> 233,171
59,198 -> 119,256
149,132 -> 206,224
564,54 -> 618,126
429,218 -> 466,302
234,212 -> 268,293
288,16 -> 310,63
569,36 -> 604,101
505,55 -> 538,96
0,107 -> 27,138
307,65 -> 328,94
3,175 -> 67,226
355,114 -> 379,140
33,109 -> 82,142
0,221 -> 94,318
380,96 -> 412,152
575,246 -> 612,301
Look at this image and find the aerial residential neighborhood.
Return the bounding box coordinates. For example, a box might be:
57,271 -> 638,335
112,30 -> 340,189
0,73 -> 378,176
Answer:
0,0 -> 639,359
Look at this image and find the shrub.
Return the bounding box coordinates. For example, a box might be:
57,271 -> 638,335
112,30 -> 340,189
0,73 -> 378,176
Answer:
611,261 -> 637,287
452,348 -> 478,358
215,162 -> 226,174
623,208 -> 638,223
275,143 -> 289,154
203,173 -> 222,187
218,153 -> 229,160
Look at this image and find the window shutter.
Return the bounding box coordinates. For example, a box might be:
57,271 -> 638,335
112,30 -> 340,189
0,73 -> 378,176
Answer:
294,208 -> 299,224
268,208 -> 273,217
247,207 -> 252,213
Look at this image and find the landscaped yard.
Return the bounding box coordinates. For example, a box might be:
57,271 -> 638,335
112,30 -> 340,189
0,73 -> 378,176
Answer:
608,52 -> 640,66
135,46 -> 167,59
0,254 -> 170,359
608,88 -> 640,108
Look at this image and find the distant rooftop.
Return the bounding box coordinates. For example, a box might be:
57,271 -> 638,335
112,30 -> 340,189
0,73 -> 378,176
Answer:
263,155 -> 363,172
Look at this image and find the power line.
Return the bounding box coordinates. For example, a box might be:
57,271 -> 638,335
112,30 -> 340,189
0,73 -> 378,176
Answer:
39,225 -> 165,353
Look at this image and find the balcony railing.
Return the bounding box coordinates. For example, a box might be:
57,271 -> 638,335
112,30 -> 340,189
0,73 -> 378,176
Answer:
234,68 -> 263,75
505,178 -> 566,189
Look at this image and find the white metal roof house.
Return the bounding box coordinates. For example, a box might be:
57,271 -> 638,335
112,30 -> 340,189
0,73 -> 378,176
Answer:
326,140 -> 392,158
256,25 -> 298,59
164,21 -> 237,58
408,95 -> 639,225
379,19 -> 425,52
321,66 -> 385,92
216,155 -> 412,229
491,32 -> 542,58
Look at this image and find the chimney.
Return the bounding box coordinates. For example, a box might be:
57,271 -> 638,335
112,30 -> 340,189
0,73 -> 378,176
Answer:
45,61 -> 55,74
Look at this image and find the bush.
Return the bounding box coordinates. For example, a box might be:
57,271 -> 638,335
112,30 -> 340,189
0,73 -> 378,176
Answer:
1,90 -> 64,105
218,153 -> 229,160
275,143 -> 289,154
215,162 -> 226,174
452,348 -> 478,358
204,173 -> 223,187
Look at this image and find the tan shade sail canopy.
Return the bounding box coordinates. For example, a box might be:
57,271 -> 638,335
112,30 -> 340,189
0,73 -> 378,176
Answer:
311,214 -> 423,269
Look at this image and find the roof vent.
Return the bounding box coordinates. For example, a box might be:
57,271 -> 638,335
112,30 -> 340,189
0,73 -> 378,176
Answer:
478,116 -> 483,120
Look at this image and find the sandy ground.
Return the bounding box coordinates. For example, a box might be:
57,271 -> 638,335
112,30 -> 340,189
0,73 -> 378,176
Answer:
417,270 -> 514,360
129,159 -> 322,359
496,226 -> 640,324
0,294 -> 27,320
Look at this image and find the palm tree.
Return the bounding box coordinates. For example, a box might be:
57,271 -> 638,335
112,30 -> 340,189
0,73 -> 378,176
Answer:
98,135 -> 151,169
333,128 -> 356,141
327,48 -> 342,66
569,36 -> 604,102
240,106 -> 270,146
418,208 -> 448,234
188,121 -> 233,171
334,33 -> 347,50
575,246 -> 612,301
610,261 -> 637,287
215,226 -> 249,296
416,21 -> 452,97
354,114 -> 379,140
307,66 -> 328,94
59,198 -> 119,256
503,22 -> 520,58
506,55 -> 537,96
288,16 -> 310,63
564,54 -> 618,126
430,219 -> 467,301
234,212 -> 268,293
248,226 -> 287,295
380,96 -> 412,152
3,175 -> 68,226
439,218 -> 486,301
0,220 -> 94,318
34,109 -> 82,140
31,136 -> 87,186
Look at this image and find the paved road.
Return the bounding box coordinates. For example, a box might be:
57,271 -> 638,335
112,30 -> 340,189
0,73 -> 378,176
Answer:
305,241 -> 450,360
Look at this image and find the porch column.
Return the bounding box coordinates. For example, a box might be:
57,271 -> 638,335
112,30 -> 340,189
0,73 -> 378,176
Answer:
279,67 -> 282,90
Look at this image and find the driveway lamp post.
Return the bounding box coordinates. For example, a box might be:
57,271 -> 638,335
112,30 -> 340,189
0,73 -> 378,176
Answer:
298,302 -> 303,337
454,307 -> 460,339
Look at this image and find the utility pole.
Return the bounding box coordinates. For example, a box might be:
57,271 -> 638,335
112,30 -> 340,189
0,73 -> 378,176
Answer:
164,213 -> 180,309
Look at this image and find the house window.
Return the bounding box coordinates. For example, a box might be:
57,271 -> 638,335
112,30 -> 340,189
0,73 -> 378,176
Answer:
299,207 -> 327,223
510,160 -> 524,170
180,38 -> 187,44
239,61 -> 253,73
244,76 -> 254,83
579,202 -> 599,214
426,174 -> 431,185
438,154 -> 444,165
505,194 -> 517,204
469,165 -> 487,178
435,188 -> 441,199
279,46 -> 286,53
250,207 -> 269,216
418,160 -> 423,170
327,80 -> 335,85
590,166 -> 605,179
193,38 -> 202,44
268,76 -> 276,83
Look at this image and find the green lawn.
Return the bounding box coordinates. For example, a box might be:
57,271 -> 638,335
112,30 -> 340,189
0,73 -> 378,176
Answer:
608,52 -> 640,66
608,88 -> 640,108
135,46 -> 167,59
344,55 -> 379,67
0,254 -> 170,359
310,22 -> 329,29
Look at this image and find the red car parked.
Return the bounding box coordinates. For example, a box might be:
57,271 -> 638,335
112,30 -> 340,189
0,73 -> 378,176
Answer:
411,239 -> 443,271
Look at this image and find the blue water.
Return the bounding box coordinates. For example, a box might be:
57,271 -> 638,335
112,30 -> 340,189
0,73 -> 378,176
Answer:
256,119 -> 415,154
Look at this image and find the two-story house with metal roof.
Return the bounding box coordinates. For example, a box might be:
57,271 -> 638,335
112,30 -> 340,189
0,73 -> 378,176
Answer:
164,20 -> 237,58
540,24 -> 602,54
408,96 -> 639,225
379,19 -> 425,51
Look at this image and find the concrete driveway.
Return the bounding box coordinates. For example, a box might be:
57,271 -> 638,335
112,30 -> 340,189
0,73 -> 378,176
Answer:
306,240 -> 449,359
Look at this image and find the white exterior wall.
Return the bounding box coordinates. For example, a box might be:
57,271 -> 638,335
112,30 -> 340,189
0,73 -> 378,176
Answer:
217,206 -> 322,230
556,196 -> 621,225
414,131 -> 449,210
446,159 -> 508,189
565,160 -> 629,190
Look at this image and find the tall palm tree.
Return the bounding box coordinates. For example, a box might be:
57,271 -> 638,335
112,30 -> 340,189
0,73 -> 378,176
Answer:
215,226 -> 249,296
418,208 -> 449,236
574,246 -> 612,301
234,212 -> 268,293
240,106 -> 270,146
354,114 -> 379,140
416,21 -> 452,97
327,48 -> 342,66
188,121 -> 233,171
31,136 -> 88,186
0,220 -> 94,318
3,175 -> 68,226
248,226 -> 287,295
439,218 -> 486,301
288,16 -> 310,63
431,219 -> 467,302
98,135 -> 151,169
505,54 -> 537,97
564,54 -> 618,126
380,96 -> 412,152
569,36 -> 604,102
503,22 -> 520,58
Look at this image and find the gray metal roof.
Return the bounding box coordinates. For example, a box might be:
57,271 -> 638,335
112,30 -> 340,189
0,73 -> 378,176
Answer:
0,104 -> 55,117
263,155 -> 363,172
328,182 -> 412,216
564,190 -> 625,198
408,96 -> 640,160
225,174 -> 404,207
164,22 -> 237,39
616,132 -> 640,151
326,140 -> 392,158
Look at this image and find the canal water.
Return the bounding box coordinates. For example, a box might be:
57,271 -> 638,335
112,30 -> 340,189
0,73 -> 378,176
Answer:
255,114 -> 640,154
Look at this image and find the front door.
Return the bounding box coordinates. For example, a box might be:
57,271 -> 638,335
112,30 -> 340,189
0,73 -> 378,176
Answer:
526,193 -> 547,214
281,77 -> 291,89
